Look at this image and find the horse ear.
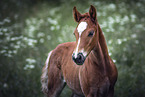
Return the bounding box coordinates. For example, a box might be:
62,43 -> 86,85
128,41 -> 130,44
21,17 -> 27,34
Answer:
89,5 -> 97,23
73,6 -> 82,22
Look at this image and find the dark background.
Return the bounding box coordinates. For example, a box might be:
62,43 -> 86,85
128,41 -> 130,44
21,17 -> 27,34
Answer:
0,0 -> 145,97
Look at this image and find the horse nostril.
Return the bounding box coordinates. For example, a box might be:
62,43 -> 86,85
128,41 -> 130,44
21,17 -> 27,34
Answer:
78,53 -> 83,60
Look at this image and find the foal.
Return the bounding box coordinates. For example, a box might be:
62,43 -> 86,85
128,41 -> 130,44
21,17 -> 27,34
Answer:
41,5 -> 118,97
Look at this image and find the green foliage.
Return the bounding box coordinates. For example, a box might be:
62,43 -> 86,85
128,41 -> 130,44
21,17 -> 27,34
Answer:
0,0 -> 145,97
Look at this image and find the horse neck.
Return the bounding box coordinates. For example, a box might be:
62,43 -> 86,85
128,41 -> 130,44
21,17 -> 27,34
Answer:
98,24 -> 111,65
91,23 -> 111,74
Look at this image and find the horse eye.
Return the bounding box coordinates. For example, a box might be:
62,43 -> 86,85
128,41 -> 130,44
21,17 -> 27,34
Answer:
88,31 -> 94,37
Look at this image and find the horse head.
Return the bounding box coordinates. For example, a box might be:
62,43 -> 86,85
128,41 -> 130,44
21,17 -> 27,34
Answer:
72,5 -> 99,65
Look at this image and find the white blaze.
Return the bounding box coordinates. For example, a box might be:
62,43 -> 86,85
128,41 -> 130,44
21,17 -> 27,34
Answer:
74,38 -> 81,58
77,22 -> 88,35
74,22 -> 88,58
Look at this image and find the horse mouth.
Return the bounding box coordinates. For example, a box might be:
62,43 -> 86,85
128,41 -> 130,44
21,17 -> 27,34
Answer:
72,53 -> 86,65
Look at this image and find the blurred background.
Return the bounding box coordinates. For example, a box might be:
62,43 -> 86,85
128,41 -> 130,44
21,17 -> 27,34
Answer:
0,0 -> 145,97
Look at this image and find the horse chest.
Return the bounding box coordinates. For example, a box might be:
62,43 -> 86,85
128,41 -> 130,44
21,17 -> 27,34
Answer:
62,62 -> 84,95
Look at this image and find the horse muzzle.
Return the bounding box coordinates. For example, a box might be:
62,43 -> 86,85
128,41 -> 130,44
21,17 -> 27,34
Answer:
72,53 -> 86,65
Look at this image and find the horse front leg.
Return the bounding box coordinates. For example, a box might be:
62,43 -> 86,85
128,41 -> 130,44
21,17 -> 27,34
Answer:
107,86 -> 114,97
71,93 -> 85,97
86,85 -> 109,97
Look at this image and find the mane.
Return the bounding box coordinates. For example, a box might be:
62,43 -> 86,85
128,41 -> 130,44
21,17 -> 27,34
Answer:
98,23 -> 109,56
97,23 -> 112,73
